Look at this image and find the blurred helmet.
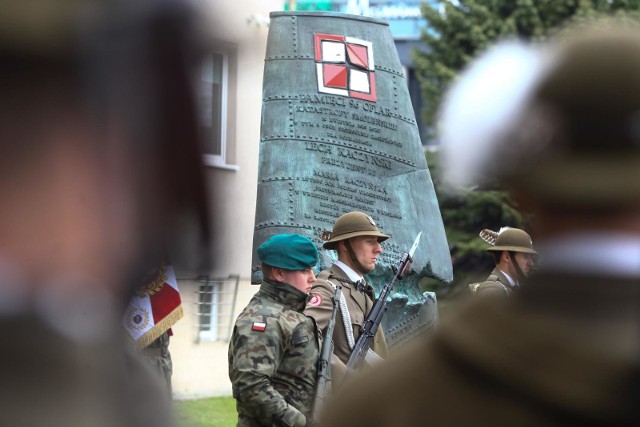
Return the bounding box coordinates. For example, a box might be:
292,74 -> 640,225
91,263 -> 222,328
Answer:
511,23 -> 640,206
321,211 -> 389,250
0,0 -> 212,274
441,20 -> 640,208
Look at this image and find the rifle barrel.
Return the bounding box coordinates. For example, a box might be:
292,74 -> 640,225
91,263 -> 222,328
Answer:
345,250 -> 414,370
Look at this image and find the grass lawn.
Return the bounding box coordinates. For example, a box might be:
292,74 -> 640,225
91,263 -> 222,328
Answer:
174,397 -> 237,427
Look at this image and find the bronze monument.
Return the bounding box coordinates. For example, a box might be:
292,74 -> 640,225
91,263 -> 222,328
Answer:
252,11 -> 451,347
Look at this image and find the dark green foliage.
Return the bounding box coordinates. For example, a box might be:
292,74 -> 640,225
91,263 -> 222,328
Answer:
415,0 -> 640,141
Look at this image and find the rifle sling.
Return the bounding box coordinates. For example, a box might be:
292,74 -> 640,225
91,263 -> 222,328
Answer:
317,270 -> 356,350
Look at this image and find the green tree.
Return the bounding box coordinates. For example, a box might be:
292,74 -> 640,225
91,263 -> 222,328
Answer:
415,0 -> 640,141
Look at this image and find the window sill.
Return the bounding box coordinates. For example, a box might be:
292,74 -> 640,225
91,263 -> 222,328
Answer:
203,156 -> 240,171
197,333 -> 219,342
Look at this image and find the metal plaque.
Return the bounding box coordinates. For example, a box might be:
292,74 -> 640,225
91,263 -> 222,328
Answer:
252,11 -> 451,348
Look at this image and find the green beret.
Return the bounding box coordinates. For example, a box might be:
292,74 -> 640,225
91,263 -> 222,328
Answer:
258,234 -> 318,271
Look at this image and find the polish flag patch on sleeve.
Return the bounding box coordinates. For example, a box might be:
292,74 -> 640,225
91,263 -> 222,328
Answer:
308,293 -> 322,307
251,322 -> 267,332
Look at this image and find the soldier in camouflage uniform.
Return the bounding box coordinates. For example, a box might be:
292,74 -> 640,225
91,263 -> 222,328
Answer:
229,234 -> 321,427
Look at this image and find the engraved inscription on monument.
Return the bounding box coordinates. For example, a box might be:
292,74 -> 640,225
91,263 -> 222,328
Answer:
253,12 -> 451,347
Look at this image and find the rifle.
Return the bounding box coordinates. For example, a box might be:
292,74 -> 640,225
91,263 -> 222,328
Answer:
310,285 -> 342,424
346,232 -> 422,371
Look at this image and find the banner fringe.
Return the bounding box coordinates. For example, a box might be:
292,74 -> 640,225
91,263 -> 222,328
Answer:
134,305 -> 184,349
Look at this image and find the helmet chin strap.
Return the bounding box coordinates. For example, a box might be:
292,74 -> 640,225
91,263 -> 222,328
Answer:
508,251 -> 526,282
345,239 -> 370,275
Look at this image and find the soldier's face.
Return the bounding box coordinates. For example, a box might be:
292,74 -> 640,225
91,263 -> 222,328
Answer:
279,267 -> 316,294
346,235 -> 383,273
512,253 -> 535,277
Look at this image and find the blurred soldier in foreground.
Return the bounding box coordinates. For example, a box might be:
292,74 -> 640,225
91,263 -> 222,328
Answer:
318,21 -> 640,426
229,234 -> 320,427
469,227 -> 537,296
305,211 -> 389,386
0,1 -> 210,426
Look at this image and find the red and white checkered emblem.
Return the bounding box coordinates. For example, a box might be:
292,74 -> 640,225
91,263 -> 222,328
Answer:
314,33 -> 377,102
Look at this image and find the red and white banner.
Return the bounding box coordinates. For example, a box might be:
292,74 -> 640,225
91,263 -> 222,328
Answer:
123,264 -> 183,349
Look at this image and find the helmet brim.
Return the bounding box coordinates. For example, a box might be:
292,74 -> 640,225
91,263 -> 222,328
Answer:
487,245 -> 538,255
323,231 -> 390,250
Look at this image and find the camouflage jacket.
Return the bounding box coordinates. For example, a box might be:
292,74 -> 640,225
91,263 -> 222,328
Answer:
229,280 -> 320,427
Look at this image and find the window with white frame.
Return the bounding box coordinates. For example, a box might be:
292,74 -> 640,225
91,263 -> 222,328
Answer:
198,51 -> 238,169
197,280 -> 220,341
197,275 -> 240,342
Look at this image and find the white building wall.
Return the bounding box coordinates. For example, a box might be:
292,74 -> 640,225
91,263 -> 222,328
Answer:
171,0 -> 282,399
171,279 -> 257,398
